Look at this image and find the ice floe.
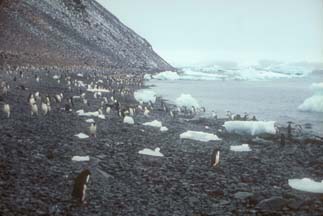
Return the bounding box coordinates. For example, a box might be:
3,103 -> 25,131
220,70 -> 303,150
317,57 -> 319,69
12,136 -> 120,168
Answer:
224,121 -> 276,136
160,126 -> 169,132
138,147 -> 164,157
180,130 -> 221,142
288,178 -> 323,193
298,82 -> 323,113
152,71 -> 180,80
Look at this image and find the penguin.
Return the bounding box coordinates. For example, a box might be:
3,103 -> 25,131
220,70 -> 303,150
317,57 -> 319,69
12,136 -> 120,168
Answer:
144,107 -> 150,117
72,169 -> 91,204
89,123 -> 96,137
211,148 -> 220,167
280,134 -> 285,146
3,104 -> 10,118
65,104 -> 72,112
41,102 -> 49,115
31,103 -> 38,116
287,121 -> 293,139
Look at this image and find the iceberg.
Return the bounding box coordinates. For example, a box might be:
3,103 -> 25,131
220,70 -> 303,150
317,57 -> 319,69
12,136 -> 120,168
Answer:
134,89 -> 156,103
152,71 -> 180,80
176,94 -> 200,108
180,130 -> 221,142
224,121 -> 276,136
298,82 -> 323,113
288,178 -> 323,193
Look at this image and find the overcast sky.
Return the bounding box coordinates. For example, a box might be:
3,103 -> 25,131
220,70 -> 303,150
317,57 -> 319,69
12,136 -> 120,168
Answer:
97,0 -> 323,65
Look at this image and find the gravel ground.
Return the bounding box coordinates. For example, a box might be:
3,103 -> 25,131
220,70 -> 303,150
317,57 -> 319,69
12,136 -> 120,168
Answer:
0,67 -> 323,216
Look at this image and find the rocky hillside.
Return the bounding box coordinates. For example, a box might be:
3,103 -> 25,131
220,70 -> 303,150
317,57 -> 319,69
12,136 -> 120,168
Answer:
0,0 -> 173,71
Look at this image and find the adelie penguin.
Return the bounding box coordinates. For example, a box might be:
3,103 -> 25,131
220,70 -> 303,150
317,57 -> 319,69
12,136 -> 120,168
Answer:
72,169 -> 91,204
211,148 -> 220,167
89,123 -> 97,138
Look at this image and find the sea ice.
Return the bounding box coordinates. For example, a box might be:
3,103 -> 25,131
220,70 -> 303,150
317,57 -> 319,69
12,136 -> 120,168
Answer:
180,130 -> 221,142
224,121 -> 276,136
160,126 -> 169,132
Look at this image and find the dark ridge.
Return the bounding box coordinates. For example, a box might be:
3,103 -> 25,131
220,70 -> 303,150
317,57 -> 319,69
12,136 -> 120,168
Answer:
0,0 -> 174,72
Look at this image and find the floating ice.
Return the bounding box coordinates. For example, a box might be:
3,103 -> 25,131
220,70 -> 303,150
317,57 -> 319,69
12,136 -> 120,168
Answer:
224,121 -> 276,136
134,89 -> 156,103
85,119 -> 95,123
160,126 -> 168,132
124,116 -> 135,124
138,147 -> 164,157
75,133 -> 89,139
72,156 -> 90,162
143,120 -> 162,128
144,74 -> 152,80
298,82 -> 323,113
180,130 -> 221,142
230,144 -> 252,152
176,94 -> 200,108
152,71 -> 180,80
288,178 -> 323,193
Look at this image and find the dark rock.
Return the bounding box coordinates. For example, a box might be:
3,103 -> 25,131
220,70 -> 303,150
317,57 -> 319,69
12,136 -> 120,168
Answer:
256,196 -> 287,211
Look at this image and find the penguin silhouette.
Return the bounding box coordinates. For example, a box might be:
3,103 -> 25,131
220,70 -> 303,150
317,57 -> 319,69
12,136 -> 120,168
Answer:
211,148 -> 220,167
72,169 -> 91,204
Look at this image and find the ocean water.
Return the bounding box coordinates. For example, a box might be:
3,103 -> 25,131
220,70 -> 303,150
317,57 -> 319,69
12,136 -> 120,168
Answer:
148,71 -> 323,136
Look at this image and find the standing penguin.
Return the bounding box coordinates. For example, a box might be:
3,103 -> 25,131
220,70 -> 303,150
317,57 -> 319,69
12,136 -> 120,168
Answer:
72,169 -> 91,204
211,147 -> 220,167
89,123 -> 96,138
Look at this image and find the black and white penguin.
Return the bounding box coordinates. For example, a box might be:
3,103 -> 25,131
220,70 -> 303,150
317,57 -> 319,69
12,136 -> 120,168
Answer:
89,123 -> 96,137
287,121 -> 293,139
210,148 -> 220,167
72,169 -> 91,204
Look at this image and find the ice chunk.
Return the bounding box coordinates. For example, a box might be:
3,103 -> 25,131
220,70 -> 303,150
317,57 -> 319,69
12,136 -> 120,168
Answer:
298,82 -> 323,113
180,130 -> 221,142
160,126 -> 168,132
134,89 -> 156,103
86,119 -> 95,123
288,178 -> 323,193
77,109 -> 105,119
152,71 -> 180,80
77,73 -> 84,77
75,133 -> 89,139
87,88 -> 110,93
72,156 -> 90,162
124,116 -> 135,124
144,74 -> 152,80
138,147 -> 164,157
143,120 -> 162,128
224,121 -> 276,136
230,144 -> 252,152
53,75 -> 60,79
176,94 -> 200,108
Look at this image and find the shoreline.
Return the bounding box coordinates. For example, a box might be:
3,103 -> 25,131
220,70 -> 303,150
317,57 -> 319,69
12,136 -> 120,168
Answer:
0,66 -> 323,215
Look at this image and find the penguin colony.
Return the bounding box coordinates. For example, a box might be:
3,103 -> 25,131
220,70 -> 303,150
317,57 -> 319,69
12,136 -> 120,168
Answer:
0,65 -> 296,205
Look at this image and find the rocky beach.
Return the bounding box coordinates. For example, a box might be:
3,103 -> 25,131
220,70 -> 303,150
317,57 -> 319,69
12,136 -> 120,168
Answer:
0,66 -> 323,216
